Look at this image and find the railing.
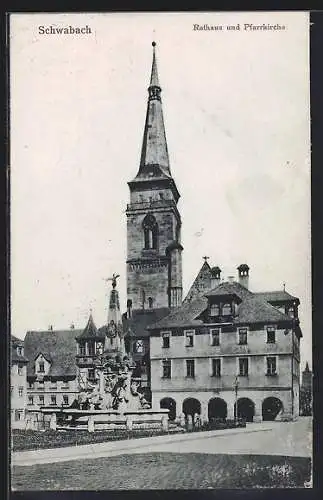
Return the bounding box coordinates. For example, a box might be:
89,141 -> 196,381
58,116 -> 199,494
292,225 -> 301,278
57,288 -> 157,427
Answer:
127,199 -> 177,212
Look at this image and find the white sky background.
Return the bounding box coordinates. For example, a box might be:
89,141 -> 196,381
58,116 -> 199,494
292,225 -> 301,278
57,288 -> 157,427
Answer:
10,12 -> 311,369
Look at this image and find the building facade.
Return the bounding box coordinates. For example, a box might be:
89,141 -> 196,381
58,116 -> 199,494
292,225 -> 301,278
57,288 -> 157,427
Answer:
11,335 -> 28,428
24,329 -> 79,416
148,263 -> 302,422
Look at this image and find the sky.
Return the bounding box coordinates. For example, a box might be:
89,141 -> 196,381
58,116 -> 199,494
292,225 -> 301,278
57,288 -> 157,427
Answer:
10,12 -> 311,369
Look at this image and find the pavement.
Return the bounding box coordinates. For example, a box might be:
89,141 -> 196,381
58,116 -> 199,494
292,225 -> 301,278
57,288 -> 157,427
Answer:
12,417 -> 312,467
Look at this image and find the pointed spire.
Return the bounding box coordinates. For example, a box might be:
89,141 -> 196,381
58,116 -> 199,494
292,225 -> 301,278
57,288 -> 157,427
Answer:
78,310 -> 99,339
150,41 -> 160,88
133,42 -> 172,181
305,361 -> 310,372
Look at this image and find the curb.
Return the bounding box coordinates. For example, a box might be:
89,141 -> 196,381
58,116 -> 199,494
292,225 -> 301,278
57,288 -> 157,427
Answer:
12,424 -> 274,467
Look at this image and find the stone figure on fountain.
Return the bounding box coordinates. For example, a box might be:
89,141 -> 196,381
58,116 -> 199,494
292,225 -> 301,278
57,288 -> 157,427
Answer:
74,274 -> 151,412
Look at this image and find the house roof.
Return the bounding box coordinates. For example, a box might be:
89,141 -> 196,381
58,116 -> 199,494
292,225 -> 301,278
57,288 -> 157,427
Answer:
76,313 -> 104,340
205,281 -> 253,300
148,281 -> 297,330
184,261 -> 218,304
24,329 -> 81,377
122,307 -> 170,338
11,335 -> 29,363
255,291 -> 299,304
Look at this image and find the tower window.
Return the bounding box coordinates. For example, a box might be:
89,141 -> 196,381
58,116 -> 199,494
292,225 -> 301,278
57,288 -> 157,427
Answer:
148,297 -> 153,309
143,214 -> 158,250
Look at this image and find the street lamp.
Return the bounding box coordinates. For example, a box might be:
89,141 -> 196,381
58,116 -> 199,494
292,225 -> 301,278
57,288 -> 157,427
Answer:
234,375 -> 239,424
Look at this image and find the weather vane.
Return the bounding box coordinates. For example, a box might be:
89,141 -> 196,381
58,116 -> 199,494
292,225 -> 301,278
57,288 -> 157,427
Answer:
103,273 -> 120,289
203,256 -> 210,262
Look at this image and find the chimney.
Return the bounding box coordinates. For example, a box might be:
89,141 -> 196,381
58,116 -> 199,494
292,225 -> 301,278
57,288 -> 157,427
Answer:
127,299 -> 133,319
211,266 -> 221,289
70,323 -> 75,330
228,275 -> 235,283
48,325 -> 53,331
237,264 -> 250,289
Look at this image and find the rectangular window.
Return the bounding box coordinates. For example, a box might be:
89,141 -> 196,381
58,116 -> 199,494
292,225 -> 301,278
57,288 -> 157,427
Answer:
88,343 -> 95,356
238,328 -> 248,345
186,359 -> 195,378
267,356 -> 277,375
222,303 -> 232,316
63,395 -> 69,405
39,395 -> 44,405
18,364 -> 23,375
38,362 -> 45,373
162,359 -> 171,379
38,380 -> 44,389
212,358 -> 221,377
61,381 -> 70,389
18,386 -> 23,397
79,343 -> 86,355
210,303 -> 220,317
28,381 -> 34,389
267,327 -> 276,344
28,396 -> 34,405
161,332 -> 171,348
51,395 -> 57,406
88,369 -> 96,381
15,409 -> 23,421
17,346 -> 23,356
50,380 -> 57,389
239,357 -> 249,376
185,330 -> 194,347
210,328 -> 220,346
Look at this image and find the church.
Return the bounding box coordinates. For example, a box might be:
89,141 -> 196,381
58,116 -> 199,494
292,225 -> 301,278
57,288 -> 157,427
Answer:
19,42 -> 302,424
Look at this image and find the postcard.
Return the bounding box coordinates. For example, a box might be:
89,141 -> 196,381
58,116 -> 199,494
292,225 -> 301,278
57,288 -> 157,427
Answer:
10,11 -> 312,490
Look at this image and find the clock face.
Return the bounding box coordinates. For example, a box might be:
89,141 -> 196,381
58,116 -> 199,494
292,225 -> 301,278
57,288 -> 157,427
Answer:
135,340 -> 144,353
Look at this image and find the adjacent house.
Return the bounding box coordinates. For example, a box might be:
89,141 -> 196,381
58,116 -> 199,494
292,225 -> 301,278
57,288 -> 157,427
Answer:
11,335 -> 28,428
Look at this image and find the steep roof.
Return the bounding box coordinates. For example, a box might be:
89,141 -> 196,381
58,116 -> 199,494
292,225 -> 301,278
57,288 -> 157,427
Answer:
24,329 -> 81,378
76,313 -> 104,340
148,281 -> 295,330
184,261 -> 218,303
122,307 -> 170,338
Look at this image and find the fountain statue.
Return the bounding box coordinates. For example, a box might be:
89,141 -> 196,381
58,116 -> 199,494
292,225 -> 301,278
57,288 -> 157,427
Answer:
74,274 -> 151,413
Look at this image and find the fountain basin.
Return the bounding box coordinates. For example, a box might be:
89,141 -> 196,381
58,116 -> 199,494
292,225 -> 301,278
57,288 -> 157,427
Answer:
40,408 -> 169,433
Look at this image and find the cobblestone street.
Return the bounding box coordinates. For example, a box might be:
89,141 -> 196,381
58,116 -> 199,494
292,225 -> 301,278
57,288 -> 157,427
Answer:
12,418 -> 312,490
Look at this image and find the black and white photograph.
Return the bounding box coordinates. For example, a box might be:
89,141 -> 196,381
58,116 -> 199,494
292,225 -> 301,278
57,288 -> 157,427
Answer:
10,11 -> 312,490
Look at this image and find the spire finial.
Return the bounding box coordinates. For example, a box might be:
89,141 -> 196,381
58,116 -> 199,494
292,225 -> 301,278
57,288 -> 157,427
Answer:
149,40 -> 160,90
203,256 -> 210,262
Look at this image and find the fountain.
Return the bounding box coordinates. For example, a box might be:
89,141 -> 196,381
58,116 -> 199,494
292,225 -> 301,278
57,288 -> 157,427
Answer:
40,275 -> 169,432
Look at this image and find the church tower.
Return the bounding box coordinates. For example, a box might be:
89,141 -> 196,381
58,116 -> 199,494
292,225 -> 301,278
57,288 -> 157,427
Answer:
126,42 -> 183,311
